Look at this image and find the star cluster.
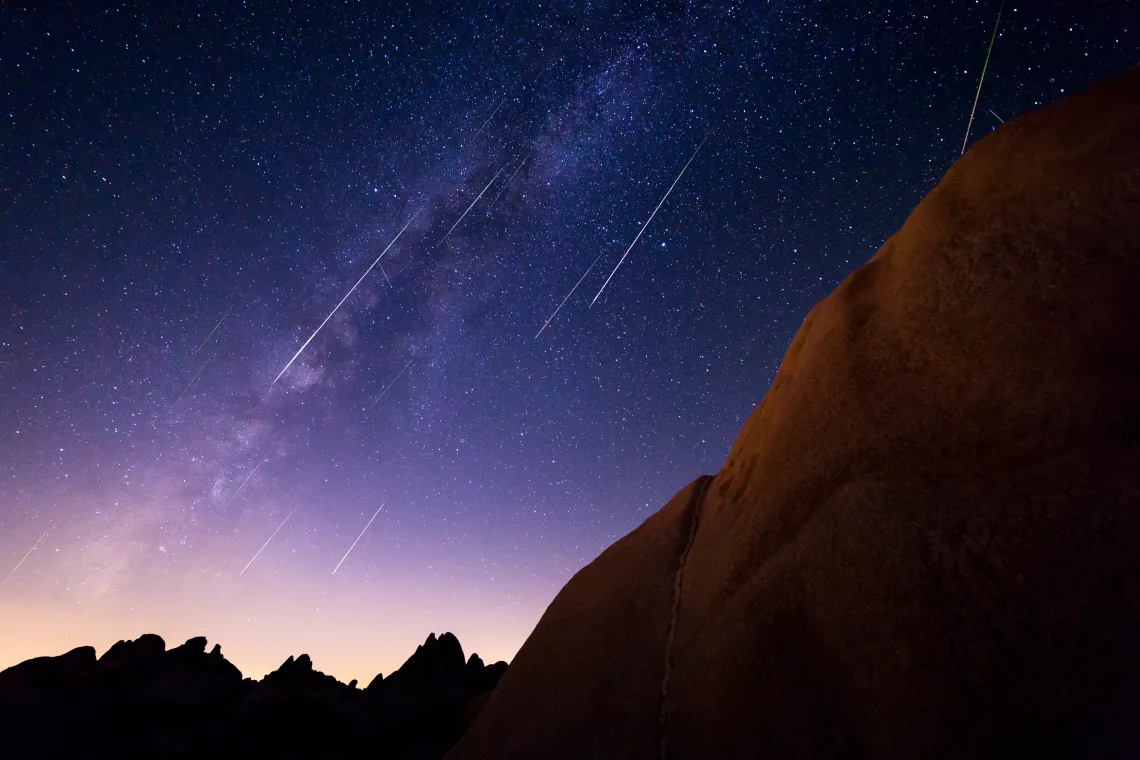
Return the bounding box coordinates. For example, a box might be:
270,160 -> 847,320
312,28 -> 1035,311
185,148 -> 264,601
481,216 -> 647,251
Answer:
1,1 -> 1135,682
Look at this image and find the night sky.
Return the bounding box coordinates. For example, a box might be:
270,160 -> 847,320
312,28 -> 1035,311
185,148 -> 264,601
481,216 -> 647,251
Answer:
1,2 -> 1135,683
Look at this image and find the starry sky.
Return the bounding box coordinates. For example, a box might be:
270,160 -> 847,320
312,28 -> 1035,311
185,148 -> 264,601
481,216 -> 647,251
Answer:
1,1 -> 1135,684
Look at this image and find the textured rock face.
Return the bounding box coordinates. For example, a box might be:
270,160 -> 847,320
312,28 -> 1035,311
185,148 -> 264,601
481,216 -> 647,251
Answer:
450,67 -> 1140,759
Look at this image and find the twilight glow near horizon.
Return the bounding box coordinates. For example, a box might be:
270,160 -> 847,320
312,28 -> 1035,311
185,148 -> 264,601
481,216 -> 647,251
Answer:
1,1 -> 1134,683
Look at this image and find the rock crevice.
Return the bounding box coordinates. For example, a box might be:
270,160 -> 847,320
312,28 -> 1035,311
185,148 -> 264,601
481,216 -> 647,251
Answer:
658,475 -> 712,760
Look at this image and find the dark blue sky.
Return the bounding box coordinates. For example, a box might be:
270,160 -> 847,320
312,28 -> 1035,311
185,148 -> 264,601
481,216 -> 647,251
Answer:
1,1 -> 1135,681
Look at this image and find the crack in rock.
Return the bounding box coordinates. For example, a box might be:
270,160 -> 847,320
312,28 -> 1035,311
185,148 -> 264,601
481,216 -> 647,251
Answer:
659,475 -> 713,760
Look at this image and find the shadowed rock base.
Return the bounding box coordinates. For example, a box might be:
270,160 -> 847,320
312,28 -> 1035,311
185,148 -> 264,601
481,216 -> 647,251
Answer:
449,67 -> 1140,759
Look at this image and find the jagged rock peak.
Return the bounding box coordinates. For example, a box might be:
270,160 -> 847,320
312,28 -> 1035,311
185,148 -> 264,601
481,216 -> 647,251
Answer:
415,632 -> 465,668
172,636 -> 208,656
99,633 -> 165,664
270,653 -> 315,675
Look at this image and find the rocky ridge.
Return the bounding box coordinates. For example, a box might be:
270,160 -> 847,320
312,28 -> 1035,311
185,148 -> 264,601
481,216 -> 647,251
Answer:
0,631 -> 505,759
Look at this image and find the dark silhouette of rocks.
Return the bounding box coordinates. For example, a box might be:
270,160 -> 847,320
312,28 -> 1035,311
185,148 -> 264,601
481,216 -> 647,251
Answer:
0,644 -> 98,701
0,631 -> 506,759
449,67 -> 1140,759
100,632 -> 165,666
366,669 -> 387,691
365,632 -> 511,758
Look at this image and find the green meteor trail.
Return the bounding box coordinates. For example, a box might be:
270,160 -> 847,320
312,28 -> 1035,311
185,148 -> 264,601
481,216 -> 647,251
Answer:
961,0 -> 1006,155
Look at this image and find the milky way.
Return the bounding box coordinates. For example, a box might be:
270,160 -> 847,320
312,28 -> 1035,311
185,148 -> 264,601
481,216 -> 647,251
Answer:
1,1 -> 1135,683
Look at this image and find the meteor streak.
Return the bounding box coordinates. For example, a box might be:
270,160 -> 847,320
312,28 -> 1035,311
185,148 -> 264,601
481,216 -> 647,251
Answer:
225,456 -> 269,507
174,351 -> 216,404
2,532 -> 47,586
536,251 -> 606,338
272,207 -> 423,386
487,150 -> 532,212
591,135 -> 708,307
961,0 -> 1005,155
332,503 -> 385,575
240,508 -> 296,575
191,304 -> 234,358
988,107 -> 1005,124
470,97 -> 506,143
369,361 -> 413,408
439,166 -> 505,246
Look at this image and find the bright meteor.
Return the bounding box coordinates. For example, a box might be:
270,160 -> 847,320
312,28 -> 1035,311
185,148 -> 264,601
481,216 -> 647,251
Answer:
332,503 -> 385,575
960,0 -> 1005,155
439,166 -> 505,246
591,135 -> 708,307
2,532 -> 47,586
272,207 -> 423,386
240,508 -> 296,575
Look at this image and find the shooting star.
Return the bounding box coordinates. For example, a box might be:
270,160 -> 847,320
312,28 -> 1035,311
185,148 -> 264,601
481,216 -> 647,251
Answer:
987,107 -> 1006,124
591,135 -> 708,307
225,456 -> 269,507
191,303 -> 234,358
272,207 -> 423,386
470,97 -> 506,143
536,251 -> 607,338
961,0 -> 1006,155
3,532 -> 47,586
379,263 -> 393,287
439,166 -> 505,247
332,503 -> 385,575
174,351 -> 216,404
369,361 -> 413,408
240,508 -> 296,575
487,150 -> 532,212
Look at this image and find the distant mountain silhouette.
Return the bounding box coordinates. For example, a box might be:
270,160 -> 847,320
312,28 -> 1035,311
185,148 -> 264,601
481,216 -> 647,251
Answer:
0,631 -> 506,759
450,68 -> 1140,758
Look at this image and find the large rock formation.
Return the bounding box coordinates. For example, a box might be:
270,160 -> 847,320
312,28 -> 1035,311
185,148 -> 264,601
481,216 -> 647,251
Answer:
0,631 -> 506,759
449,67 -> 1140,759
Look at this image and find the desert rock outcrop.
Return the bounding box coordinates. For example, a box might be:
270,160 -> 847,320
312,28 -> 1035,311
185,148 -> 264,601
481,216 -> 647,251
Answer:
450,67 -> 1140,759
